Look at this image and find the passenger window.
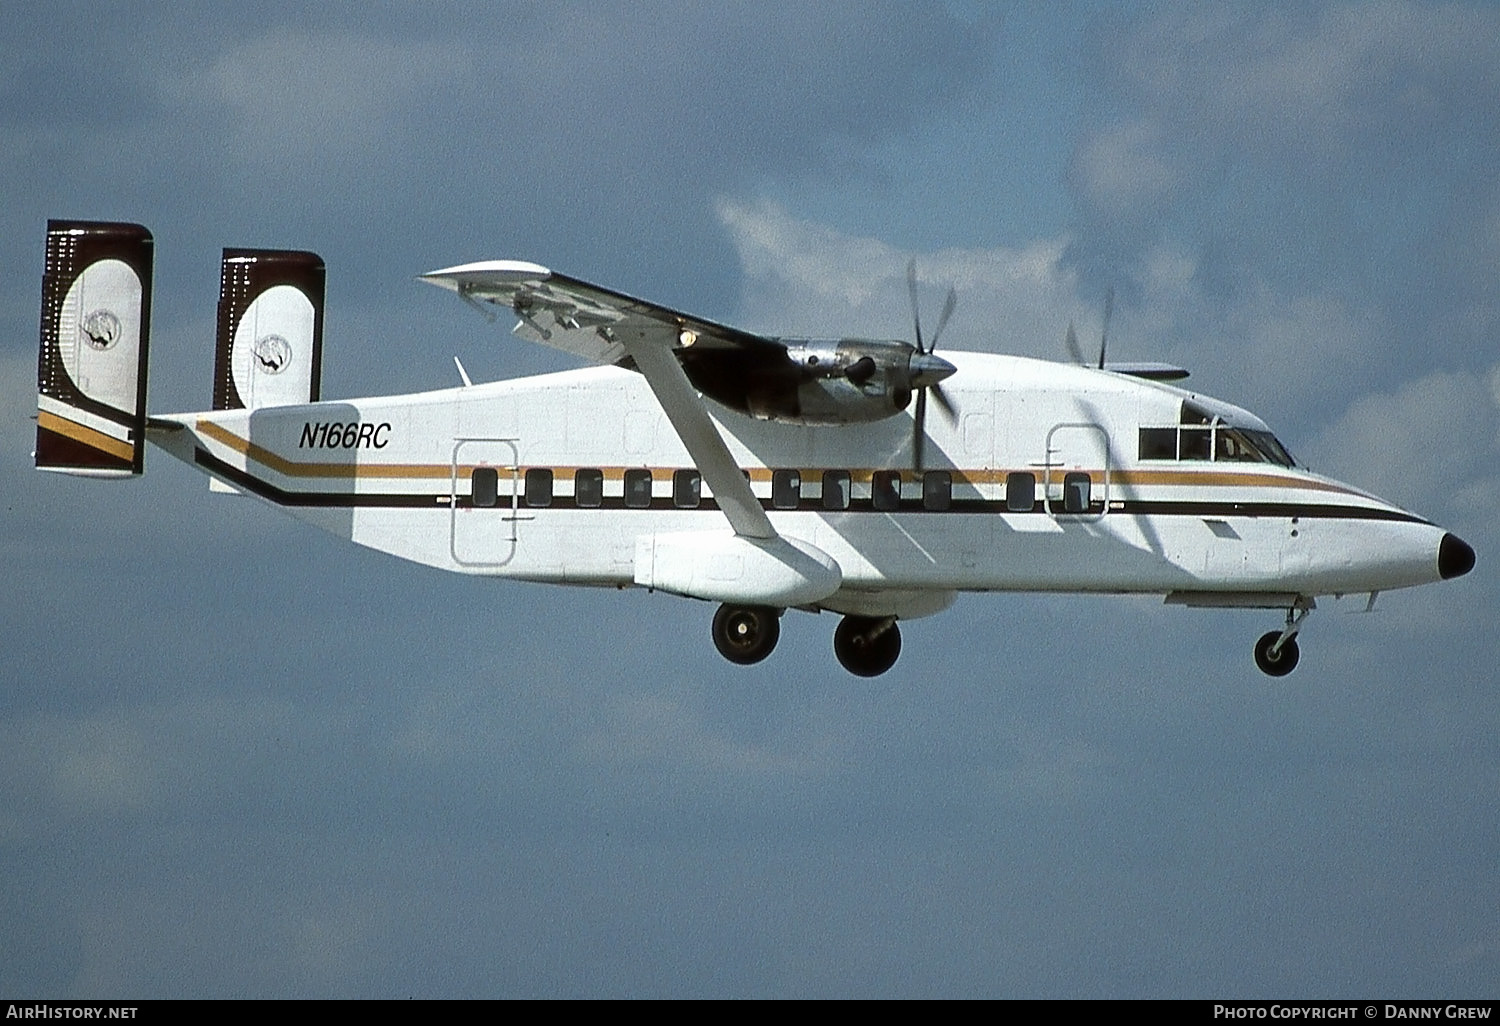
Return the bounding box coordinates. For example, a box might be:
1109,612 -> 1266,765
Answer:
1179,426 -> 1212,461
1062,472 -> 1091,514
772,469 -> 801,509
574,468 -> 603,508
922,471 -> 952,511
524,467 -> 553,508
1006,472 -> 1035,512
822,470 -> 850,511
1139,427 -> 1176,460
872,470 -> 901,511
471,466 -> 499,508
624,468 -> 652,508
673,468 -> 701,509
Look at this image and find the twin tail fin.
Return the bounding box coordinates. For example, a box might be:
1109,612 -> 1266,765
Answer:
34,221 -> 326,478
213,248 -> 324,411
35,220 -> 153,477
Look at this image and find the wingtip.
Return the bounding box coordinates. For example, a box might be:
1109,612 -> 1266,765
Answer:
419,259 -> 552,290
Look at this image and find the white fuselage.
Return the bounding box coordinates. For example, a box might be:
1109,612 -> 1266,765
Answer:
148,351 -> 1450,616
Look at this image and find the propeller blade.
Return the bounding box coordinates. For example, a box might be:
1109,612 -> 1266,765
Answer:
913,387 -> 927,471
1098,286 -> 1114,370
906,258 -> 924,353
1065,320 -> 1085,365
930,287 -> 957,352
930,382 -> 957,424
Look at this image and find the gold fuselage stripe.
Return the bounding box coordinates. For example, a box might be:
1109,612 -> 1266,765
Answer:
193,420 -> 1369,502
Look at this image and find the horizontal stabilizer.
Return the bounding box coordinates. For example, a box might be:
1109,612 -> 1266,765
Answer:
1107,361 -> 1189,381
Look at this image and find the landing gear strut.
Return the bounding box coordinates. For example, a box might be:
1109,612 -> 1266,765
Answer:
1253,598 -> 1313,677
834,615 -> 902,677
711,604 -> 781,665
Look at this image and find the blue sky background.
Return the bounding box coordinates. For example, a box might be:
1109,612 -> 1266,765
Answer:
2,1 -> 1497,997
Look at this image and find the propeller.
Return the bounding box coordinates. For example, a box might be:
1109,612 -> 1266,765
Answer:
906,259 -> 959,471
1065,286 -> 1114,370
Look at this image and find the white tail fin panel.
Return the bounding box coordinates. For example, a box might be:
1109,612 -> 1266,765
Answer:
35,220 -> 153,477
213,249 -> 324,411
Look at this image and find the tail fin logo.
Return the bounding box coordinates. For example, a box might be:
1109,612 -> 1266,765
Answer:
214,249 -> 324,410
82,309 -> 122,350
253,334 -> 291,374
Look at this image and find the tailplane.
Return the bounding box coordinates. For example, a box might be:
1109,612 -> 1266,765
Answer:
35,220 -> 153,477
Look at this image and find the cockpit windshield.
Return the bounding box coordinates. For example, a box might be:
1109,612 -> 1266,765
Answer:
1215,427 -> 1296,467
1239,428 -> 1296,468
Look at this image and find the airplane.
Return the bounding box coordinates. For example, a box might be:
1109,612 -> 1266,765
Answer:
34,220 -> 1475,677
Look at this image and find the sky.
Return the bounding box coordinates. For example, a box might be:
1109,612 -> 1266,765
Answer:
2,0 -> 1497,998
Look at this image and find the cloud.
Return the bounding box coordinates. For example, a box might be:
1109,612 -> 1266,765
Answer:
717,196 -> 1080,354
1109,2 -> 1500,171
1304,362 -> 1500,526
162,31 -> 463,172
1069,119 -> 1185,228
1066,3 -> 1500,401
714,197 -> 1391,427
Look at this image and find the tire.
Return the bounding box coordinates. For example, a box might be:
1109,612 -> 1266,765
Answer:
1253,630 -> 1300,677
833,616 -> 902,677
711,605 -> 780,665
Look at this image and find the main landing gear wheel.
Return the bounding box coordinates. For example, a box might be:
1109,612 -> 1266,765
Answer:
712,604 -> 781,665
1253,631 -> 1300,677
834,616 -> 902,677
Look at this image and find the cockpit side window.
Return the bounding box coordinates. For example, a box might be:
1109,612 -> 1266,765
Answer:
1179,426 -> 1212,461
1139,427 -> 1177,460
1215,428 -> 1262,462
1181,402 -> 1213,425
1140,414 -> 1296,468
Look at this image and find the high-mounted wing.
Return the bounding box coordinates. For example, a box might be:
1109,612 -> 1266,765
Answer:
421,261 -> 777,539
419,260 -> 781,367
421,261 -> 945,430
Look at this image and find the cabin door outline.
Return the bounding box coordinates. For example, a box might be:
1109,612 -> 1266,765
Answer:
450,437 -> 522,567
1044,421 -> 1110,521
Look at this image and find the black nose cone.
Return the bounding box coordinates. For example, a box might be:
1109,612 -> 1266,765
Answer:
1439,533 -> 1476,580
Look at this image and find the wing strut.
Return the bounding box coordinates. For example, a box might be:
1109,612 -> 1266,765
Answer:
620,337 -> 775,540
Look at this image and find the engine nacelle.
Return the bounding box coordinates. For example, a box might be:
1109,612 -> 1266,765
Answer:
682,337 -> 954,426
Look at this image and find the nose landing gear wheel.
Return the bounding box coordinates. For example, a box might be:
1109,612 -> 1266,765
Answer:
1254,630 -> 1300,677
712,604 -> 781,665
834,616 -> 902,677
